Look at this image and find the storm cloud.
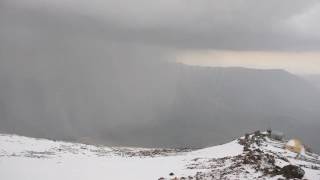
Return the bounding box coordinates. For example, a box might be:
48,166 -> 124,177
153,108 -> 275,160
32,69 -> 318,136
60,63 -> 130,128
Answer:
1,0 -> 320,151
2,0 -> 320,51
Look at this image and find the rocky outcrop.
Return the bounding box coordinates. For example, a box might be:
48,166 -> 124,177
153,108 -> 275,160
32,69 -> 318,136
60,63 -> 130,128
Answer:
281,165 -> 305,179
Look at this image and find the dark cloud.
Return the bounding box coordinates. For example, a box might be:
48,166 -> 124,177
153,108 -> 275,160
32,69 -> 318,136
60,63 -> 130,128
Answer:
2,0 -> 320,51
1,0 -> 320,152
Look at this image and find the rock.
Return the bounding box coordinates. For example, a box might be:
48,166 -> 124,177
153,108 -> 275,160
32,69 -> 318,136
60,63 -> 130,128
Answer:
245,133 -> 250,140
281,165 -> 305,179
254,131 -> 261,136
243,146 -> 250,152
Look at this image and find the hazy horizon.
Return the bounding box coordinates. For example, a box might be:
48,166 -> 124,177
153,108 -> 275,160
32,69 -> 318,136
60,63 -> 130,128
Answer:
176,51 -> 320,75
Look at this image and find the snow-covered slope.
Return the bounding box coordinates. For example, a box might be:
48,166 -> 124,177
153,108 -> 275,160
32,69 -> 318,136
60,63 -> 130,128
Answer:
0,132 -> 319,180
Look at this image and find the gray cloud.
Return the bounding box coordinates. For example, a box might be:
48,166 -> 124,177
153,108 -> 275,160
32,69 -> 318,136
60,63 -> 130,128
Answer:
2,0 -> 320,51
1,0 -> 320,152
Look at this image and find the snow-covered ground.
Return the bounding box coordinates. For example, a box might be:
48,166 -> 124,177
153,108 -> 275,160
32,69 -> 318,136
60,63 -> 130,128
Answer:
0,133 -> 319,179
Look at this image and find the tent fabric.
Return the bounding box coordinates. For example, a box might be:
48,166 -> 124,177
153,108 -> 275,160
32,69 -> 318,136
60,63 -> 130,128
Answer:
285,139 -> 305,154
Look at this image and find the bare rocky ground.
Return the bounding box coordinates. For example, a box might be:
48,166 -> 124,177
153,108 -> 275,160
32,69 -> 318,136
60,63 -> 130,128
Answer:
160,131 -> 320,180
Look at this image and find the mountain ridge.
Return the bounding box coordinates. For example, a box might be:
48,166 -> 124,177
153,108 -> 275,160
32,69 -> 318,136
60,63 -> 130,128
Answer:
1,64 -> 320,152
1,132 -> 320,179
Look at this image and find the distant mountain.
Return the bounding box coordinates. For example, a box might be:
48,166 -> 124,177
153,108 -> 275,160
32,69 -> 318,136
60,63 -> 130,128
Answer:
124,65 -> 320,152
1,62 -> 320,152
303,74 -> 320,89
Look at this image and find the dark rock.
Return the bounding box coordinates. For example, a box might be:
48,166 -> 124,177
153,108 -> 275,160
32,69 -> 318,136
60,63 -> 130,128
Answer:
243,146 -> 250,152
281,165 -> 305,179
245,133 -> 250,140
267,128 -> 272,135
254,131 -> 261,136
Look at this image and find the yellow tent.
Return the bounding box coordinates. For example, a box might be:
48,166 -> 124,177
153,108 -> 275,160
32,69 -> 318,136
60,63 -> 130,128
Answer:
285,139 -> 305,154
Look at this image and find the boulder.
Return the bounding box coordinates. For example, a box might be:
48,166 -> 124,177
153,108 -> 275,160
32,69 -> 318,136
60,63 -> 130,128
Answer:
281,165 -> 305,179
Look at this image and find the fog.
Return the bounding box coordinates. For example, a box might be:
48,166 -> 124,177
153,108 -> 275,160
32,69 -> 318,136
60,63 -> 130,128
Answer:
1,0 -> 320,152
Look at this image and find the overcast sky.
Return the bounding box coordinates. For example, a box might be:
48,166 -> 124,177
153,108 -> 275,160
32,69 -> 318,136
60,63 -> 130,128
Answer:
2,0 -> 320,151
2,0 -> 320,74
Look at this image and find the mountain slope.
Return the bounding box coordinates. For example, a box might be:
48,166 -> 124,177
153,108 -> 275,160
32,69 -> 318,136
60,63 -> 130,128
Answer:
1,61 -> 320,152
303,74 -> 320,89
1,132 -> 319,180
126,66 -> 320,152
